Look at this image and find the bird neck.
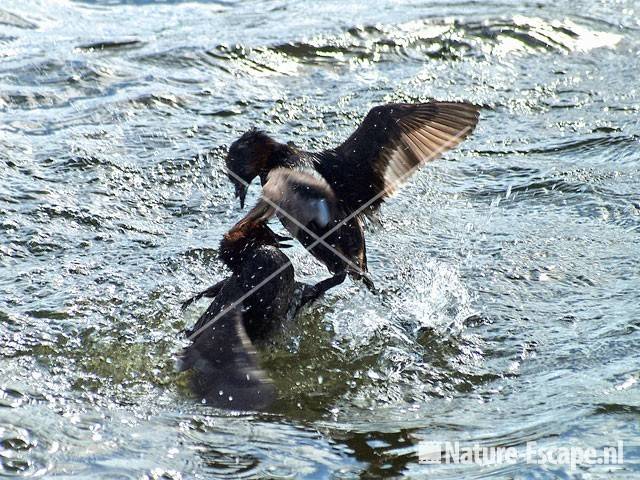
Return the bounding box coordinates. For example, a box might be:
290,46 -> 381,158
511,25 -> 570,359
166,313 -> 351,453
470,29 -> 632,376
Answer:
259,143 -> 299,185
219,220 -> 276,274
219,222 -> 256,274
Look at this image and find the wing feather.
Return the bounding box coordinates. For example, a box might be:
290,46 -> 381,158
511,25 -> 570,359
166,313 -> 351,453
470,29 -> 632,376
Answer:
179,307 -> 276,410
332,101 -> 479,212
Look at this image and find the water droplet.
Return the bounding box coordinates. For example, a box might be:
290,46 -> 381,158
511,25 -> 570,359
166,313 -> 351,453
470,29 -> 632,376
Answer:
367,370 -> 381,380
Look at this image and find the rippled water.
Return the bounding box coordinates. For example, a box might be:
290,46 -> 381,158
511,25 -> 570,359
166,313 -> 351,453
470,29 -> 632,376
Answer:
1,0 -> 639,478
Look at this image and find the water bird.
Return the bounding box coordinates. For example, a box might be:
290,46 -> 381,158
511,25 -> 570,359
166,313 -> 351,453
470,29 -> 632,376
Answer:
179,169 -> 335,409
225,101 -> 480,297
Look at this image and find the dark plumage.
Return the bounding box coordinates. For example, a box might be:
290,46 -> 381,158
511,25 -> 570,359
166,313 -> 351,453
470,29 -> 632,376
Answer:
225,101 -> 480,296
178,218 -> 292,409
179,170 -> 333,409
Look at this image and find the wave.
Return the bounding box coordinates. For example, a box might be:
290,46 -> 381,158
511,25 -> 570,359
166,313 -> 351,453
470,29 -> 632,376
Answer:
0,8 -> 37,29
127,16 -> 622,79
263,16 -> 621,68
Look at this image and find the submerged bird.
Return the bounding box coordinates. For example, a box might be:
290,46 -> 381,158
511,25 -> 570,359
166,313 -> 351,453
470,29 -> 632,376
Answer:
225,101 -> 480,297
179,169 -> 335,409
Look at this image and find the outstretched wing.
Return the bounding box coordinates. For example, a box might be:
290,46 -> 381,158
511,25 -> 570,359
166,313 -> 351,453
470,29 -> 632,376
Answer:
327,101 -> 479,213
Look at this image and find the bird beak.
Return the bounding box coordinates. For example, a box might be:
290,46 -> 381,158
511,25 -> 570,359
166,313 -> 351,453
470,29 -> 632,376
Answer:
273,232 -> 293,242
264,226 -> 292,248
276,235 -> 293,248
273,231 -> 293,248
234,183 -> 248,209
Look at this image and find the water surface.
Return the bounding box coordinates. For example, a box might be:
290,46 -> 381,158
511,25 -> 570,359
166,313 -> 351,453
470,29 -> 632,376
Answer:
1,0 -> 639,477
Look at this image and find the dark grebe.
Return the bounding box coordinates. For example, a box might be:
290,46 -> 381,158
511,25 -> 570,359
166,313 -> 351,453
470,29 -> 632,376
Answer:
224,101 -> 479,295
179,169 -> 337,409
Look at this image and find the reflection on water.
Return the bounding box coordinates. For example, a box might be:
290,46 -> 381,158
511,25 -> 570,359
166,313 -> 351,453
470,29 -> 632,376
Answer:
1,0 -> 639,477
